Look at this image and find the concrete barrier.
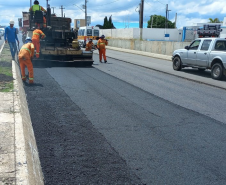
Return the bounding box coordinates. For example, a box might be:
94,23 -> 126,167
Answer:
107,38 -> 190,56
12,60 -> 44,185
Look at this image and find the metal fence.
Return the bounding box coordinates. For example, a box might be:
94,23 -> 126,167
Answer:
182,26 -> 199,42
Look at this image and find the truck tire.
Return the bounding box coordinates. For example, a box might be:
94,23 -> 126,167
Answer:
211,63 -> 224,80
173,56 -> 182,71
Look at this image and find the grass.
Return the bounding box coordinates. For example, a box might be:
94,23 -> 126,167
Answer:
0,44 -> 14,92
0,66 -> 13,76
0,82 -> 14,92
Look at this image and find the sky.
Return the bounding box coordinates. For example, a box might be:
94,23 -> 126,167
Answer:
0,0 -> 226,29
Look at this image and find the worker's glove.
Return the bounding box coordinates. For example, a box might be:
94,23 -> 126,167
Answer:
98,48 -> 100,50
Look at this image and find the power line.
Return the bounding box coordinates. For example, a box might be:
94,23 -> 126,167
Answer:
144,0 -> 152,6
154,0 -> 165,5
73,4 -> 85,13
100,0 -> 120,6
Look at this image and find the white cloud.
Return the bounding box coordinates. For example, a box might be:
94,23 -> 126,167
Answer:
0,0 -> 226,28
175,15 -> 208,29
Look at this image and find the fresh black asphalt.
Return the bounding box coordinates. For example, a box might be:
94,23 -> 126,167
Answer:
22,50 -> 226,184
23,68 -> 142,185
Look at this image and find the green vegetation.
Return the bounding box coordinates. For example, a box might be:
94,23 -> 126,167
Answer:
96,16 -> 116,29
147,15 -> 175,28
0,44 -> 14,92
208,18 -> 222,23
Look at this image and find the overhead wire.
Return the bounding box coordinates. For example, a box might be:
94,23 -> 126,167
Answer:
73,4 -> 85,13
153,0 -> 165,5
99,0 -> 120,6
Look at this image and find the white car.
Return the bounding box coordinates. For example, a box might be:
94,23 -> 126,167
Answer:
0,29 -> 4,39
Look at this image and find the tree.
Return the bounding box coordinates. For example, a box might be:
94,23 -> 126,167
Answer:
147,15 -> 175,28
109,15 -> 115,28
102,16 -> 115,29
208,18 -> 222,23
95,24 -> 103,29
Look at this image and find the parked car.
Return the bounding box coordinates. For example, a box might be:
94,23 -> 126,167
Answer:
172,38 -> 226,80
0,30 -> 3,40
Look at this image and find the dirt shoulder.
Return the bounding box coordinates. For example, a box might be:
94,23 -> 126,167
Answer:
0,44 -> 14,92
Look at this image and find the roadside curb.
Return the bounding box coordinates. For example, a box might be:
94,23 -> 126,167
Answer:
12,59 -> 44,185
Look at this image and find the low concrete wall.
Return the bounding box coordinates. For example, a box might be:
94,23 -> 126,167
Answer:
12,60 -> 44,185
100,28 -> 183,41
108,39 -> 190,56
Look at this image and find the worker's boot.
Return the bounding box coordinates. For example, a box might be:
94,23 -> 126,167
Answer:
99,61 -> 103,63
104,60 -> 107,63
29,80 -> 34,84
22,77 -> 26,82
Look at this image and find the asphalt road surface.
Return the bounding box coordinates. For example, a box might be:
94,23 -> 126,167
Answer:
24,52 -> 226,185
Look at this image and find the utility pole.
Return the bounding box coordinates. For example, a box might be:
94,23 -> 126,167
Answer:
151,16 -> 153,28
85,0 -> 87,26
46,0 -> 50,9
165,4 -> 171,29
51,7 -> 56,14
138,0 -> 144,40
60,5 -> 65,17
165,4 -> 168,29
175,13 -> 177,28
139,0 -> 144,28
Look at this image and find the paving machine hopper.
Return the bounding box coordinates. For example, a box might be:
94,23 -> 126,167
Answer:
23,1 -> 93,67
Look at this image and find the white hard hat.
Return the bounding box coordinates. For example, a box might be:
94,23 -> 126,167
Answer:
9,20 -> 14,24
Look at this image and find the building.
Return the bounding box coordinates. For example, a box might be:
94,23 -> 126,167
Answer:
74,19 -> 85,29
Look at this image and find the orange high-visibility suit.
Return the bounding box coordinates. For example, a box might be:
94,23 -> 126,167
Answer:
85,42 -> 93,51
97,38 -> 108,62
32,29 -> 45,58
18,43 -> 35,84
29,5 -> 47,28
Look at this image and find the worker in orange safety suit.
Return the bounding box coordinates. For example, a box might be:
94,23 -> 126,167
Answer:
18,37 -> 35,84
32,27 -> 46,58
29,0 -> 47,28
85,39 -> 93,51
97,35 -> 108,63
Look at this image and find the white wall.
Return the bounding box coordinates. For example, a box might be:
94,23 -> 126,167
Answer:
108,38 -> 190,56
100,28 -> 183,41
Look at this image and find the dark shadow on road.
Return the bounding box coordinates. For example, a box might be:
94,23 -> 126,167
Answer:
23,82 -> 44,87
180,68 -> 226,81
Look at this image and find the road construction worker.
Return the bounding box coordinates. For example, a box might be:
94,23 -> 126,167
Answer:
18,37 -> 35,84
32,27 -> 46,58
4,20 -> 19,60
29,0 -> 47,28
97,35 -> 108,63
85,39 -> 93,51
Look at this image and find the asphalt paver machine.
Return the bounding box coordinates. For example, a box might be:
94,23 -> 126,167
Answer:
23,1 -> 93,67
